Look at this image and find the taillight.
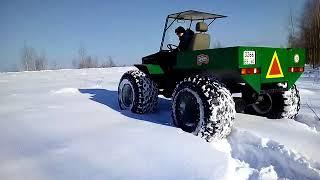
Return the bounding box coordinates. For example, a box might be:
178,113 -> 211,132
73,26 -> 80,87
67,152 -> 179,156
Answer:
240,68 -> 260,75
288,67 -> 304,73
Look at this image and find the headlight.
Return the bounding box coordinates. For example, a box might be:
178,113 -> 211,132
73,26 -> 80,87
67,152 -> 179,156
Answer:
294,54 -> 299,63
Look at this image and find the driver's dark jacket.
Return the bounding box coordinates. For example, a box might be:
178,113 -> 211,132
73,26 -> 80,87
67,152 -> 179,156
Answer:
178,29 -> 194,51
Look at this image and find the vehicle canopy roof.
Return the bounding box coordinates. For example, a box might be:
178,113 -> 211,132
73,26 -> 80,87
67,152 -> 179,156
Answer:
167,10 -> 227,20
159,10 -> 227,50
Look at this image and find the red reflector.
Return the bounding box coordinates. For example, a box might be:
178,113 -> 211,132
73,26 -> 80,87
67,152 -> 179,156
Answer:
288,67 -> 304,73
240,68 -> 260,75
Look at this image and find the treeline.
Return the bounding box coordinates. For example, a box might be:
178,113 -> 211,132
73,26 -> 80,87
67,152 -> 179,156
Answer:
20,45 -> 120,71
288,0 -> 320,68
71,47 -> 116,69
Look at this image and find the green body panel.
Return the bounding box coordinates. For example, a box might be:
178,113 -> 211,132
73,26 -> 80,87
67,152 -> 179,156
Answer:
175,47 -> 239,70
175,46 -> 305,92
145,64 -> 165,75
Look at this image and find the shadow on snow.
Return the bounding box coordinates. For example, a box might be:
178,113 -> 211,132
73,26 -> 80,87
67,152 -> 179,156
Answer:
78,89 -> 174,127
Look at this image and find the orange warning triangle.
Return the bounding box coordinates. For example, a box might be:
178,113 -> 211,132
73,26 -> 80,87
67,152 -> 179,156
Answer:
266,51 -> 284,78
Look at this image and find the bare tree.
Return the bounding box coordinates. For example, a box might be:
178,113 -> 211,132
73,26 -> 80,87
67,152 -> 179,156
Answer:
79,55 -> 98,68
78,47 -> 86,63
108,56 -> 116,67
75,47 -> 99,68
35,52 -> 47,70
100,56 -> 116,68
73,47 -> 118,69
288,8 -> 299,48
21,44 -> 47,71
289,0 -> 320,68
51,60 -> 58,70
21,44 -> 36,71
305,0 -> 320,68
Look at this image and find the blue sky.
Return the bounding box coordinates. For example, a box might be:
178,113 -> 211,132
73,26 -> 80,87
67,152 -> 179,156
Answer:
0,0 -> 305,71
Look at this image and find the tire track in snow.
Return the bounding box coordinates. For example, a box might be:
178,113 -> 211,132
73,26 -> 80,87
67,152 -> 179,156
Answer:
227,129 -> 320,180
306,102 -> 320,121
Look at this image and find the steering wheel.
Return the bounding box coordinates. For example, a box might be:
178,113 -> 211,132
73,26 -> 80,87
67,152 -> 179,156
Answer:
167,44 -> 180,52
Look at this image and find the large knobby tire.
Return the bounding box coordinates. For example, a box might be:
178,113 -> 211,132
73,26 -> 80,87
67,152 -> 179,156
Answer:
172,75 -> 236,142
118,70 -> 158,114
267,84 -> 300,119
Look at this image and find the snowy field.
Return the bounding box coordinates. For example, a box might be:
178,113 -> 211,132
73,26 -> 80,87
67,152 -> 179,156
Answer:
0,67 -> 319,180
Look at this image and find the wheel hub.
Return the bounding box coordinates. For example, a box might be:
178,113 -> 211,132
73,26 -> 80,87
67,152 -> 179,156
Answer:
121,84 -> 133,108
176,90 -> 200,132
252,93 -> 272,115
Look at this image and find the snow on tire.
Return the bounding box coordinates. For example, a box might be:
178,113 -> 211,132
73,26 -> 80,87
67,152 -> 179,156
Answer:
282,84 -> 300,119
118,70 -> 158,114
172,75 -> 236,142
268,84 -> 300,119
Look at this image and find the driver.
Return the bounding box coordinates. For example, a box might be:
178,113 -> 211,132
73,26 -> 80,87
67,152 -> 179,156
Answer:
175,26 -> 194,51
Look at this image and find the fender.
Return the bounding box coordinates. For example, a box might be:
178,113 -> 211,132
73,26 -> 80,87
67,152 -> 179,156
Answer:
134,64 -> 164,75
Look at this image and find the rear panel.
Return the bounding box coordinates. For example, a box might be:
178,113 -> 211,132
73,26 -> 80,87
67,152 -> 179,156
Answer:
238,47 -> 305,92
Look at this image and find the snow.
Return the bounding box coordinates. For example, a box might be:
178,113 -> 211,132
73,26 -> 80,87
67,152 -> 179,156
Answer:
296,67 -> 320,133
1,66 -> 320,180
51,88 -> 80,94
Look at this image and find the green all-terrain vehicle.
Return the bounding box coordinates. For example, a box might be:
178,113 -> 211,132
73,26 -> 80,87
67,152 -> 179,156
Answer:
118,10 -> 305,141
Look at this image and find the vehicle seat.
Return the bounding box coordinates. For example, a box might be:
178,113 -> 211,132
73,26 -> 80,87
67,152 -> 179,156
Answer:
189,22 -> 210,50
